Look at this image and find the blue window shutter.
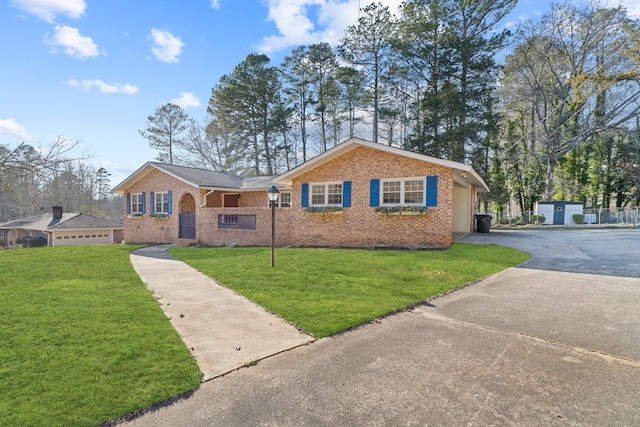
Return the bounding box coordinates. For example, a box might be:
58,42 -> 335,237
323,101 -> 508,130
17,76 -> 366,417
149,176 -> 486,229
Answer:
342,181 -> 351,207
150,191 -> 155,214
167,190 -> 172,214
426,176 -> 438,207
369,179 -> 380,207
126,193 -> 131,214
301,183 -> 309,207
141,192 -> 146,213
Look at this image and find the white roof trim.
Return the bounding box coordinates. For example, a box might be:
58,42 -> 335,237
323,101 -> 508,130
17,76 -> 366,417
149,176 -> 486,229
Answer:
112,162 -> 199,193
274,137 -> 489,192
197,185 -> 289,193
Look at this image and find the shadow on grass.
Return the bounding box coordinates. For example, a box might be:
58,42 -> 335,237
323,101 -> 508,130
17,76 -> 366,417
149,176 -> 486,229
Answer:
100,387 -> 199,426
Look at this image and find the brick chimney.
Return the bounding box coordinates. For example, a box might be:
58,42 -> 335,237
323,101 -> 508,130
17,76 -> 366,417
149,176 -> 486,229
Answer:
52,206 -> 63,220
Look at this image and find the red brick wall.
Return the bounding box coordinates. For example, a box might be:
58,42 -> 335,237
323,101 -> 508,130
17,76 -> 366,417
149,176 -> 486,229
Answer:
195,207 -> 293,247
122,148 -> 455,249
122,169 -> 197,244
286,146 -> 453,249
122,169 -> 291,246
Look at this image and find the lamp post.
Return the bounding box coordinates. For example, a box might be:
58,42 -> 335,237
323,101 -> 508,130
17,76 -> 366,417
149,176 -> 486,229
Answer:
267,185 -> 280,268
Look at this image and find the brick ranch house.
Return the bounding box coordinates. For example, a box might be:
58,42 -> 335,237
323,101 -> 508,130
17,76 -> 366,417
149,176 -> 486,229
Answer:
112,138 -> 489,249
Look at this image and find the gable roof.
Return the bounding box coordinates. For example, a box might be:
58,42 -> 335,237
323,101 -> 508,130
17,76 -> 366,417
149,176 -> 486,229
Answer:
0,212 -> 77,230
111,162 -> 283,193
151,163 -> 245,188
0,212 -> 122,231
47,213 -> 122,230
112,162 -> 245,193
274,137 -> 489,192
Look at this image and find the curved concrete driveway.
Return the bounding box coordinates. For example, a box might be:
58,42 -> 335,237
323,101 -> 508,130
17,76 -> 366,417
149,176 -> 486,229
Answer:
122,230 -> 640,426
450,229 -> 640,361
130,245 -> 313,381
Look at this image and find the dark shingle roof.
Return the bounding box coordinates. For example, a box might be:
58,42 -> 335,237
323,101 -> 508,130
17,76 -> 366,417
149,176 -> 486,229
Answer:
112,161 -> 281,194
49,213 -> 122,230
0,213 -> 77,230
151,163 -> 245,188
0,212 -> 121,231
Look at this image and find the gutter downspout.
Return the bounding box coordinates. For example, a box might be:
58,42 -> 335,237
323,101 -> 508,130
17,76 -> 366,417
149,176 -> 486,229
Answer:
200,189 -> 215,208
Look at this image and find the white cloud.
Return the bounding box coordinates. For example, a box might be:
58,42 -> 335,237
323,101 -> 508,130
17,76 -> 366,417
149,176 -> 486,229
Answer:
210,0 -> 221,10
171,92 -> 201,109
0,118 -> 35,142
621,0 -> 640,17
150,28 -> 185,63
44,25 -> 99,59
68,79 -> 139,95
10,0 -> 86,23
258,0 -> 403,53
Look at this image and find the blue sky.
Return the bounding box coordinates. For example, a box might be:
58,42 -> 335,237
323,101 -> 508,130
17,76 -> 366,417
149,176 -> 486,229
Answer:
1,0 -> 638,187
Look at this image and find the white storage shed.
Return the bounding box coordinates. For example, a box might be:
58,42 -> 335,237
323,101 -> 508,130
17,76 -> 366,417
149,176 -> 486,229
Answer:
535,201 -> 584,225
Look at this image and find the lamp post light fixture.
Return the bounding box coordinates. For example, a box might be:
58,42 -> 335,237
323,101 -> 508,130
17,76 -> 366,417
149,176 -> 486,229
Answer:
267,185 -> 280,268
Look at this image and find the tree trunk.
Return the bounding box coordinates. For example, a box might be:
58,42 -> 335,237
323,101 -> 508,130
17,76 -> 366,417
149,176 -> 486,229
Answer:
252,134 -> 260,176
301,96 -> 307,162
373,55 -> 379,143
545,153 -> 556,200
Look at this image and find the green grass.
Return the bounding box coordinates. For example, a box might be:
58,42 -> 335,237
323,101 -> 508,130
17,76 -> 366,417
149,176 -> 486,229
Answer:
0,245 -> 201,427
1,243 -> 528,425
170,243 -> 529,338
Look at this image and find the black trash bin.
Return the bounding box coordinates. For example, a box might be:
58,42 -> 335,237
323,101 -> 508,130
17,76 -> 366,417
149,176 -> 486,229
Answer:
475,214 -> 492,233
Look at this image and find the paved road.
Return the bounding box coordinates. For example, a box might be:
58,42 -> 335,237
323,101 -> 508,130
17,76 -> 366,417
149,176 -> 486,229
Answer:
120,229 -> 640,426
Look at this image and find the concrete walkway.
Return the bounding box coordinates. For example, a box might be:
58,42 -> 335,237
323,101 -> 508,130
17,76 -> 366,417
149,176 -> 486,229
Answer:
130,245 -> 314,381
120,230 -> 640,426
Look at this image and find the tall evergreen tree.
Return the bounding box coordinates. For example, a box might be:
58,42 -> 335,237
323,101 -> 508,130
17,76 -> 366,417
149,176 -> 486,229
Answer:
393,0 -> 514,162
139,103 -> 192,165
94,167 -> 111,210
307,43 -> 340,152
208,53 -> 281,175
449,0 -> 515,163
335,66 -> 368,139
339,2 -> 395,143
393,0 -> 457,157
281,45 -> 312,162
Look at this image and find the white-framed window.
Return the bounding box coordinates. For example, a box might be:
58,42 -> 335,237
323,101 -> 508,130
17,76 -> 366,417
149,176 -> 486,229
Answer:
131,193 -> 143,214
311,182 -> 343,206
381,178 -> 424,206
269,191 -> 291,208
155,192 -> 170,214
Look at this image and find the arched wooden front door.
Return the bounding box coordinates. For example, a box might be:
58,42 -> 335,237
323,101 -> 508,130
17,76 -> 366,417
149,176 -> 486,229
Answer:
179,193 -> 196,239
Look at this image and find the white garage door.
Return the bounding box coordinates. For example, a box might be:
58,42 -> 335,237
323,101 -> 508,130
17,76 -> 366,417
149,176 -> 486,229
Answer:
53,231 -> 112,246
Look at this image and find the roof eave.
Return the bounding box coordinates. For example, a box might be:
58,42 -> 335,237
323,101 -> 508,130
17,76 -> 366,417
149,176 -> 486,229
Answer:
112,163 -> 200,193
274,137 -> 490,191
199,181 -> 290,192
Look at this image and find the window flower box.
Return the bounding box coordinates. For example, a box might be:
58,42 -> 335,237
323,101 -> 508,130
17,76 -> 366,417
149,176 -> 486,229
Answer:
304,207 -> 344,214
375,206 -> 426,216
150,213 -> 170,220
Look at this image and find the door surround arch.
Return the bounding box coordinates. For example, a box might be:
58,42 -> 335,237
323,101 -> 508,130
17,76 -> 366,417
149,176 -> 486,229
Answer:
179,193 -> 196,239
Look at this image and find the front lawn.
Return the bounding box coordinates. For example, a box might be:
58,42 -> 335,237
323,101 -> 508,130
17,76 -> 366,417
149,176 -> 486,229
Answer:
170,243 -> 529,338
0,243 -> 527,425
0,245 -> 202,427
